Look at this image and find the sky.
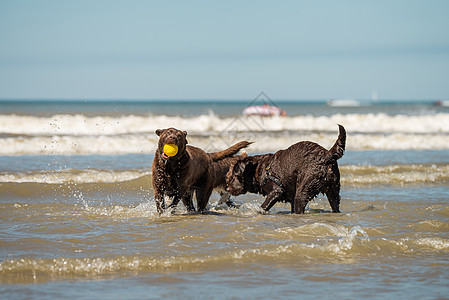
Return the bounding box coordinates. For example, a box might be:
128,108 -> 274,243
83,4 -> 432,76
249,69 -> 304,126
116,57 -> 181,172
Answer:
0,0 -> 448,101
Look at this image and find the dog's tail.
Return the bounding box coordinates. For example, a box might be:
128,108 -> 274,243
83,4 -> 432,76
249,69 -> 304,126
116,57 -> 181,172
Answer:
327,125 -> 346,161
208,141 -> 252,161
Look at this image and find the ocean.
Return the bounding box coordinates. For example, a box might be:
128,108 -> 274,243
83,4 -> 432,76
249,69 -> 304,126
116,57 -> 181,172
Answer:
1,99 -> 448,299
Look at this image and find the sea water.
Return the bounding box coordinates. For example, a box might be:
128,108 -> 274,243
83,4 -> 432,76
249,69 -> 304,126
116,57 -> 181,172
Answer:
1,100 -> 448,299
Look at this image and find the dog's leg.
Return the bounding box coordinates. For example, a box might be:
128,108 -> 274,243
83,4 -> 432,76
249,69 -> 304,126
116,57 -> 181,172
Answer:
294,177 -> 322,214
325,183 -> 341,213
325,164 -> 341,213
217,192 -> 238,208
181,189 -> 195,212
166,195 -> 181,210
195,185 -> 214,213
217,192 -> 230,206
154,189 -> 166,215
260,187 -> 284,212
293,191 -> 310,214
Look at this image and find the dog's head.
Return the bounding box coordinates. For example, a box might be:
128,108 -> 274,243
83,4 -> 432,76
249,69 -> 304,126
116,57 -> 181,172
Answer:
226,153 -> 255,196
155,127 -> 188,161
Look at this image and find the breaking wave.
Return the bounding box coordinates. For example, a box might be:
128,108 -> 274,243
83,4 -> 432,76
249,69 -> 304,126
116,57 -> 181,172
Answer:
1,113 -> 449,155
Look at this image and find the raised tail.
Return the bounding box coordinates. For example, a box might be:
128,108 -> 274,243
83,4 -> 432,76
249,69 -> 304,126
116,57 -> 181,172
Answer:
327,125 -> 346,161
208,141 -> 252,161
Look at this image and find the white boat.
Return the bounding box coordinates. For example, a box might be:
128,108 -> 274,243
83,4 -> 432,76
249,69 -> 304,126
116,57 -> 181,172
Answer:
327,99 -> 361,107
243,104 -> 286,116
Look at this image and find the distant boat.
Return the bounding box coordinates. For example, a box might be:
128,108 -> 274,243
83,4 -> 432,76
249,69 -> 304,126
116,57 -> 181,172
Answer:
433,100 -> 449,106
327,99 -> 361,107
243,104 -> 286,116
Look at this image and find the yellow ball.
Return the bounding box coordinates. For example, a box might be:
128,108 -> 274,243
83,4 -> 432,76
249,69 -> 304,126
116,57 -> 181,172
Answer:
163,143 -> 178,157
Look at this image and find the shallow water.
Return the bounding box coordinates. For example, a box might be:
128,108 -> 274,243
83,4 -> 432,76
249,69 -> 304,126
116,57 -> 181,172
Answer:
1,101 -> 449,299
1,151 -> 449,299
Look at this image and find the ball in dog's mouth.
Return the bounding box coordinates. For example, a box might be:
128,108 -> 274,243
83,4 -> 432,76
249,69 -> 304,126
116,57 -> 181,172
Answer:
163,143 -> 178,158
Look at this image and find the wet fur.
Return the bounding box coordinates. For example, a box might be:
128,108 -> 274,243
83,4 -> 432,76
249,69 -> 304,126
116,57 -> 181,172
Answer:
212,154 -> 248,207
226,125 -> 346,214
152,127 -> 250,214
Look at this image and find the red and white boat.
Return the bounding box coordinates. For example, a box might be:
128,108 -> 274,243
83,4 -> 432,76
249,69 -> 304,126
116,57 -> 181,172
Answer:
243,104 -> 286,116
434,100 -> 449,106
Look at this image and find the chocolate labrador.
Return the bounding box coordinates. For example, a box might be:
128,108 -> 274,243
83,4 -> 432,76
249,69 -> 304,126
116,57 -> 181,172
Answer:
212,153 -> 250,208
226,125 -> 346,214
152,127 -> 250,214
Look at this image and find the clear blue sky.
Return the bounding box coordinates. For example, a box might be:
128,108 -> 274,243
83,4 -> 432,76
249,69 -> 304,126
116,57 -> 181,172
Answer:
1,0 -> 448,100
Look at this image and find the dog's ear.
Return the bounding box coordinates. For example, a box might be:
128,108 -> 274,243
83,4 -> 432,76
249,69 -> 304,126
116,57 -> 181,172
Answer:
228,159 -> 242,177
182,131 -> 188,144
233,155 -> 248,172
241,157 -> 257,177
239,160 -> 248,171
155,129 -> 165,136
243,160 -> 253,171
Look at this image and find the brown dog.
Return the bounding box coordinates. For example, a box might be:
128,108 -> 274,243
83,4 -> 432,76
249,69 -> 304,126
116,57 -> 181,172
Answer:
226,125 -> 346,214
212,153 -> 250,207
152,127 -> 250,214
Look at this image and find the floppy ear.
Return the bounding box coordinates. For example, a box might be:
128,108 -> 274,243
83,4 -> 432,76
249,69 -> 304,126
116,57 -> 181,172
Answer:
234,157 -> 250,176
243,160 -> 253,172
242,158 -> 257,178
226,157 -> 245,183
239,160 -> 248,172
227,158 -> 242,180
183,131 -> 188,144
155,129 -> 165,136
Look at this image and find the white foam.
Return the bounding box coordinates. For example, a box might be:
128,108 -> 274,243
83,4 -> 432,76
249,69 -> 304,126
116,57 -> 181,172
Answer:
1,163 -> 446,185
0,169 -> 150,184
341,164 -> 449,185
81,201 -> 158,219
2,113 -> 449,136
415,237 -> 449,250
1,113 -> 449,155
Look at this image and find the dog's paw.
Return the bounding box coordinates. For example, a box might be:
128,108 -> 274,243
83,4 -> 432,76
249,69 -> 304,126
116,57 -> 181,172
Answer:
258,207 -> 270,215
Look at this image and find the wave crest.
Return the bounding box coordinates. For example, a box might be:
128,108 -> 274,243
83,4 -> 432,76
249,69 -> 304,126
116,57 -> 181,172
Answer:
1,113 -> 449,154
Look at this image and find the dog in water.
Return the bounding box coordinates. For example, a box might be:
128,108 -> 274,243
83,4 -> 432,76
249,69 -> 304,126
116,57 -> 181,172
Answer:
211,153 -> 251,208
152,127 -> 250,214
226,125 -> 346,214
